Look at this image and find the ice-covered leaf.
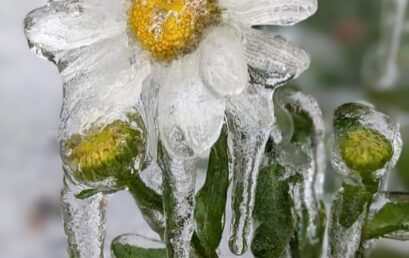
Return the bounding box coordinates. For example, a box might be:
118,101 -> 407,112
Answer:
251,163 -> 295,258
111,234 -> 166,258
274,87 -> 326,258
327,186 -> 368,258
364,192 -> 409,240
124,171 -> 165,237
194,126 -> 230,255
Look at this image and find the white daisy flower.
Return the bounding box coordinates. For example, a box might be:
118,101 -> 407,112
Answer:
24,0 -> 315,161
24,0 -> 316,257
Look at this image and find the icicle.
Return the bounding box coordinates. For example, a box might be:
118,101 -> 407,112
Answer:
61,176 -> 107,258
158,144 -> 198,258
226,83 -> 274,255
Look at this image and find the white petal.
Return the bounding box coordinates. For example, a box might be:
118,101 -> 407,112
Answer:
24,0 -> 126,59
221,0 -> 317,26
158,53 -> 226,159
243,29 -> 310,87
59,34 -> 151,139
199,25 -> 248,97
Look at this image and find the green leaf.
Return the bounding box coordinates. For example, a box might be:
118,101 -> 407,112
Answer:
363,201 -> 409,240
111,243 -> 166,258
339,183 -> 373,228
251,163 -> 295,258
75,189 -> 102,199
290,200 -> 327,258
285,103 -> 314,145
194,126 -> 230,256
123,173 -> 165,236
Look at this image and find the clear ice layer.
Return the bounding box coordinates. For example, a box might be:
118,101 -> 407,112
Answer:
219,0 -> 318,26
24,0 -> 320,257
327,189 -> 367,258
61,177 -> 106,258
226,83 -> 274,255
273,87 -> 326,258
332,102 -> 402,182
159,146 -> 198,258
157,53 -> 225,159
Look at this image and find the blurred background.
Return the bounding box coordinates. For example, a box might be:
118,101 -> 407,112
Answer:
0,0 -> 408,257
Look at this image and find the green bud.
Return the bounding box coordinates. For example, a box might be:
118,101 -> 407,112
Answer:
339,127 -> 393,174
62,112 -> 146,185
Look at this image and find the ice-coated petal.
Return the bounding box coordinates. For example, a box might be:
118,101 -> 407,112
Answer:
199,25 -> 248,97
24,0 -> 126,60
221,0 -> 317,26
59,34 -> 151,140
157,53 -> 226,159
243,29 -> 310,88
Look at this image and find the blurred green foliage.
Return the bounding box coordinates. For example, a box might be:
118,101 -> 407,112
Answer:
303,0 -> 381,87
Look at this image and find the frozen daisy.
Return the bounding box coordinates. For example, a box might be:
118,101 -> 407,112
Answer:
25,0 -> 316,162
24,0 -> 316,257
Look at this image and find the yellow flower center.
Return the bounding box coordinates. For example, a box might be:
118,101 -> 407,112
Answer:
129,0 -> 220,61
340,128 -> 393,174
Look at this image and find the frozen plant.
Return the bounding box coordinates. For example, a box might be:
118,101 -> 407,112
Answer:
327,102 -> 406,258
25,0 -> 409,258
24,0 -> 318,257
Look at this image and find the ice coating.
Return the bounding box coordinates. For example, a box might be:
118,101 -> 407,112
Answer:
158,145 -> 198,258
141,71 -> 161,162
332,102 -> 402,182
220,0 -> 318,26
328,102 -> 403,258
111,234 -> 166,258
23,0 -> 319,256
200,25 -> 248,97
365,192 -> 409,241
139,163 -> 164,195
244,30 -> 311,88
274,87 -> 326,257
58,35 -> 151,140
226,83 -> 274,255
327,189 -> 367,258
24,1 -> 126,58
157,52 -> 225,159
61,177 -> 106,258
112,233 -> 164,250
24,1 -> 151,140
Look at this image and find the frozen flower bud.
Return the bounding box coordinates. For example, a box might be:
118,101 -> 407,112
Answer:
62,112 -> 147,187
332,102 -> 401,183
